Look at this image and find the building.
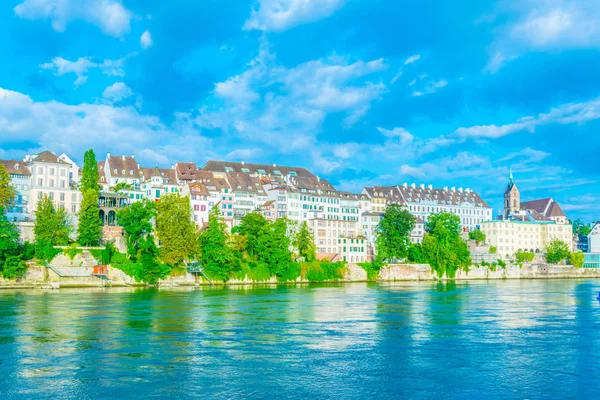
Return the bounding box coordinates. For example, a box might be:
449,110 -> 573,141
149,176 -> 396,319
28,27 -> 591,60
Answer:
24,151 -> 82,220
308,218 -> 367,263
0,159 -> 31,222
140,167 -> 179,201
259,200 -> 277,221
180,182 -> 210,228
589,222 -> 600,254
99,153 -> 145,201
363,183 -> 492,232
481,220 -> 573,257
501,173 -> 569,224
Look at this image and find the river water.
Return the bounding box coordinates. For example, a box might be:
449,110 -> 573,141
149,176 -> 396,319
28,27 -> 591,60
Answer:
1,280 -> 600,399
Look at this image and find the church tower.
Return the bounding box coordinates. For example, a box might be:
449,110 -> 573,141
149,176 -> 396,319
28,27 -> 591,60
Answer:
503,170 -> 520,219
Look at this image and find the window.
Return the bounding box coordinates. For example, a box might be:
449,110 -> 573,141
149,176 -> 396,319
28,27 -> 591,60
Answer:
49,179 -> 54,187
50,168 -> 55,175
60,192 -> 65,201
72,193 -> 77,202
60,169 -> 66,177
38,178 -> 43,186
49,192 -> 54,200
38,192 -> 43,200
72,204 -> 76,213
201,205 -> 206,212
224,167 -> 234,172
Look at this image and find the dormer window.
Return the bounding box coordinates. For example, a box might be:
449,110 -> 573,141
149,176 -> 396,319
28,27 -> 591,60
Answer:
114,169 -> 117,173
122,170 -> 125,175
130,170 -> 133,175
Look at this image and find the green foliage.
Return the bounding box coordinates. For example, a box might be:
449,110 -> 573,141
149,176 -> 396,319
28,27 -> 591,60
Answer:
545,239 -> 570,264
300,260 -> 346,282
0,165 -> 16,210
358,259 -> 384,280
111,182 -> 133,193
117,200 -> 156,261
101,242 -> 116,264
0,209 -> 20,265
407,243 -> 426,263
78,189 -> 102,246
63,243 -> 83,260
257,218 -> 293,278
489,246 -> 497,254
569,250 -> 585,269
468,229 -> 486,244
199,206 -> 236,281
34,196 -> 71,260
572,219 -> 592,237
155,194 -> 198,266
293,221 -> 316,261
497,259 -> 507,269
237,212 -> 268,257
375,204 -> 415,261
2,256 -> 28,280
18,242 -> 35,261
80,149 -> 101,192
421,212 -> 472,278
515,250 -> 535,263
139,248 -> 170,284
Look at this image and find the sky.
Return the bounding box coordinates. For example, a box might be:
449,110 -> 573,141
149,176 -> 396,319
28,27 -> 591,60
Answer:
0,0 -> 599,221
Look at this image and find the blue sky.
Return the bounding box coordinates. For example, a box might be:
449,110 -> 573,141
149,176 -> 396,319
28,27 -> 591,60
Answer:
0,0 -> 599,221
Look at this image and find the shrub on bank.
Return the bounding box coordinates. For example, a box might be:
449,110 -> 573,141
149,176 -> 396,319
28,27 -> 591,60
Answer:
2,256 -> 28,280
358,259 -> 384,281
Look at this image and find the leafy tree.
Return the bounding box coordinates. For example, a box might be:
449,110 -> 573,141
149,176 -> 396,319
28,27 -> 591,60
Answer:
198,205 -> 235,281
421,212 -> 472,278
407,243 -> 426,263
0,164 -> 16,211
515,250 -> 535,263
489,246 -> 497,254
545,239 -> 570,264
256,218 -> 293,278
155,194 -> 198,266
293,221 -> 316,261
80,149 -> 101,192
34,196 -> 71,259
238,212 -> 269,257
570,250 -> 585,269
78,189 -> 102,246
2,256 -> 28,280
117,200 -> 156,261
572,219 -> 592,237
468,229 -> 486,245
138,236 -> 170,284
0,209 -> 20,265
111,182 -> 133,193
375,204 -> 415,261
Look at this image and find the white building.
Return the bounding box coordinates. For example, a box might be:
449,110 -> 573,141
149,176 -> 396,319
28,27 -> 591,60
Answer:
24,151 -> 82,220
140,167 -> 179,201
180,182 -> 210,228
589,223 -> 600,254
99,153 -> 145,201
308,218 -> 367,263
480,220 -> 573,257
0,159 -> 31,221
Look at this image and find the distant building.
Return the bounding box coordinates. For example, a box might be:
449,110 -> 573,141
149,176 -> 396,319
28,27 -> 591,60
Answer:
0,159 -> 31,222
589,222 -> 600,254
180,182 -> 210,228
140,166 -> 179,201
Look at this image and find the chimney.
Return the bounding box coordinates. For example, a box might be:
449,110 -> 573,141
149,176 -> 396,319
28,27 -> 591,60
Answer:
444,186 -> 448,191
402,182 -> 407,187
131,154 -> 135,159
451,186 -> 456,191
428,184 -> 433,190
273,163 -> 277,168
107,152 -> 111,159
122,155 -> 126,160
420,184 -> 425,189
458,187 -> 463,192
241,161 -> 245,166
411,183 -> 416,188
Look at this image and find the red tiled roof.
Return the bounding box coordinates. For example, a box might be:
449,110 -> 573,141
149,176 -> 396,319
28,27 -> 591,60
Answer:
0,159 -> 31,176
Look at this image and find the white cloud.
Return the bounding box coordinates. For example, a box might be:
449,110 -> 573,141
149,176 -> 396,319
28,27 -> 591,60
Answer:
399,164 -> 426,179
376,127 -> 414,144
243,0 -> 348,32
454,96 -> 600,139
40,54 -> 133,85
390,69 -> 403,84
412,79 -> 448,97
140,30 -> 152,49
14,0 -> 133,37
404,54 -> 421,65
102,82 -> 133,103
0,87 -> 214,166
485,0 -> 600,72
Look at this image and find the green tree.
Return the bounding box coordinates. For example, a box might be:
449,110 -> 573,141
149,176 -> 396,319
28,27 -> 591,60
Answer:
34,196 -> 71,259
570,250 -> 585,269
375,204 -> 415,261
111,182 -> 133,193
117,200 -> 156,261
545,239 -> 571,264
0,209 -> 20,265
293,221 -> 316,261
138,236 -> 170,284
2,256 -> 28,280
421,212 -> 472,278
0,164 -> 16,211
572,219 -> 591,237
198,205 -> 235,281
238,212 -> 269,257
468,229 -> 486,245
78,188 -> 102,246
155,194 -> 198,266
256,218 -> 293,278
80,149 -> 101,192
515,250 -> 535,263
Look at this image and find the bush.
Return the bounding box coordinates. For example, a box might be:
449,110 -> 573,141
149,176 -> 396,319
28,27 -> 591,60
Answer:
497,259 -> 506,269
546,240 -> 570,264
489,246 -> 497,254
63,243 -> 83,260
515,251 -> 535,264
35,242 -> 62,262
3,256 -> 28,280
300,260 -> 346,282
358,259 -> 384,280
570,251 -> 585,269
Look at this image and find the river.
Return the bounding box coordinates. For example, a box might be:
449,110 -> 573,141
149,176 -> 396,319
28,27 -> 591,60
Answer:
1,280 -> 599,399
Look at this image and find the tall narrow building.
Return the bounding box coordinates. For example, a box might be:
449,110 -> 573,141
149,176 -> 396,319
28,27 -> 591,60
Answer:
503,170 -> 520,219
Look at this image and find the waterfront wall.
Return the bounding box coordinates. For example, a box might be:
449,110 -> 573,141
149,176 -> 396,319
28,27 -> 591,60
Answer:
3,251 -> 600,289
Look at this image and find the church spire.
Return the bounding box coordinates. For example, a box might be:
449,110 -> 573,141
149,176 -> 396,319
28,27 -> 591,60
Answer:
509,167 -> 514,184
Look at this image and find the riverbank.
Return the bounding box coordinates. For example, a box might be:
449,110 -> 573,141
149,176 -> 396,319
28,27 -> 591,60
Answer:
2,254 -> 600,289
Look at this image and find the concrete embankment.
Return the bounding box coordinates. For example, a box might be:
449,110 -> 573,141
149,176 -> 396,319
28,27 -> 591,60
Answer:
2,251 -> 600,289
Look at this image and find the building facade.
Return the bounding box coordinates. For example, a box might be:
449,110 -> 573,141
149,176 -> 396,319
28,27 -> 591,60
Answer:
0,159 -> 31,222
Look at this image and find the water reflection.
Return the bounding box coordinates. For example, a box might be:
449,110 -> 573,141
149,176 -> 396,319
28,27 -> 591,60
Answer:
1,281 -> 600,399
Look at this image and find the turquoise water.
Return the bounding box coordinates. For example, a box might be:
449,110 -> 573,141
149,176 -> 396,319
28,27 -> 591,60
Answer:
1,280 -> 600,399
